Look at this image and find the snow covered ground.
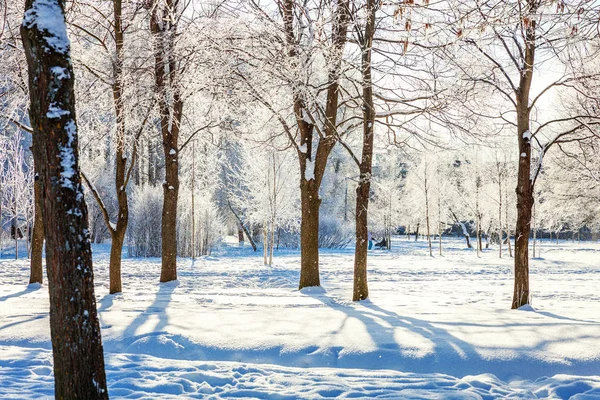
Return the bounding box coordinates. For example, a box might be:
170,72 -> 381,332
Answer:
1,237 -> 600,399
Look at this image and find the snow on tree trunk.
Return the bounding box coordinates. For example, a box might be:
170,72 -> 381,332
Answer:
20,0 -> 108,397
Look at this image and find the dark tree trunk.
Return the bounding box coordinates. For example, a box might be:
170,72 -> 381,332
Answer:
108,0 -> 127,294
352,0 -> 376,301
352,1 -> 376,300
29,176 -> 44,285
299,179 -> 321,288
281,0 -> 350,289
150,0 -> 183,283
228,201 -> 257,251
449,208 -> 472,248
21,1 -> 108,397
512,11 -> 536,310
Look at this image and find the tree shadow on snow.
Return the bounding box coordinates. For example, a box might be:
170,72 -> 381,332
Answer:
0,284 -> 43,302
120,281 -> 178,344
302,290 -> 600,379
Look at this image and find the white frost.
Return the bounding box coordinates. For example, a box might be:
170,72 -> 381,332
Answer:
23,0 -> 70,54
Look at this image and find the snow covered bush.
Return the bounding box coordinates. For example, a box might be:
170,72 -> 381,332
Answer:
128,185 -> 163,257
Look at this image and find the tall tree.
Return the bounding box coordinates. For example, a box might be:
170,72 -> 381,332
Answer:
282,0 -> 351,288
20,0 -> 108,397
150,0 -> 184,282
436,0 -> 600,308
352,0 -> 377,301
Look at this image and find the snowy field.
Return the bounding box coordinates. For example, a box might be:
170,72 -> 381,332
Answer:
1,237 -> 600,399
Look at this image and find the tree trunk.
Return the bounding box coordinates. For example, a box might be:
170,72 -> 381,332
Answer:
299,180 -> 321,288
228,201 -> 256,251
14,217 -> 18,260
512,13 -> 536,309
109,230 -> 124,293
29,176 -> 44,285
191,142 -> 196,258
425,195 -> 432,257
449,208 -> 472,248
238,225 -> 244,245
21,1 -> 108,396
498,179 -> 502,259
150,0 -> 183,283
263,221 -> 268,265
352,0 -> 375,301
269,222 -> 275,267
161,175 -> 179,282
282,0 -> 349,290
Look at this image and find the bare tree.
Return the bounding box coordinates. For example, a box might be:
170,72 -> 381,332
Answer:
149,0 -> 184,282
435,0 -> 600,308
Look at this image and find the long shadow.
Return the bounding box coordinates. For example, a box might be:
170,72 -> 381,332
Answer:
0,314 -> 46,333
119,281 -> 178,347
303,290 -> 600,380
535,310 -> 599,325
0,284 -> 42,302
305,291 -> 478,369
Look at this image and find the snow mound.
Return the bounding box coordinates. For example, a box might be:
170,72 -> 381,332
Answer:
127,334 -> 187,359
27,283 -> 42,290
517,304 -> 537,312
299,286 -> 327,295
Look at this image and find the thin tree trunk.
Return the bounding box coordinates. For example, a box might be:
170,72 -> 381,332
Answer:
498,179 -> 502,259
263,221 -> 268,265
532,202 -> 536,259
512,13 -> 536,308
29,177 -> 44,284
269,223 -> 275,267
21,0 -> 108,395
449,208 -> 472,248
238,225 -> 244,245
352,0 -> 375,301
425,172 -> 432,257
228,201 -> 257,251
191,141 -> 196,259
14,218 -> 18,260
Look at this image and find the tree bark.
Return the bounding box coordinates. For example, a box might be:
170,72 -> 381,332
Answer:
108,0 -> 127,294
299,179 -> 321,288
281,0 -> 350,289
512,10 -> 536,310
352,0 -> 376,301
29,176 -> 44,285
150,0 -> 183,283
21,1 -> 108,397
